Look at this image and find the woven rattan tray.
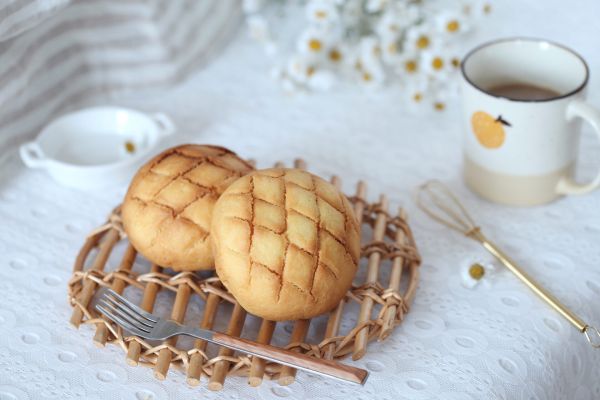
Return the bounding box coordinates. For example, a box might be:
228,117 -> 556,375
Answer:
67,159 -> 420,390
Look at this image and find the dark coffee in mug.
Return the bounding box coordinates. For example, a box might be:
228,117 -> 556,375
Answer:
487,82 -> 561,101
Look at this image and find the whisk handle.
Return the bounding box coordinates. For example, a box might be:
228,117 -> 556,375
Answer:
474,231 -> 588,332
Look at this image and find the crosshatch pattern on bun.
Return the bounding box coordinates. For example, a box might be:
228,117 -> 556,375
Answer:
211,168 -> 361,321
121,144 -> 254,271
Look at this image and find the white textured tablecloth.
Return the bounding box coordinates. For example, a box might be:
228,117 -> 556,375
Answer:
1,1 -> 600,399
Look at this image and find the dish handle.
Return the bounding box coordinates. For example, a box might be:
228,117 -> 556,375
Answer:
19,141 -> 48,169
152,113 -> 176,137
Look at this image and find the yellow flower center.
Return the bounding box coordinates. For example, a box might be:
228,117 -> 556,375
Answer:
405,60 -> 417,73
434,101 -> 446,111
307,66 -> 315,76
446,20 -> 460,32
308,39 -> 322,52
387,43 -> 397,54
432,57 -> 444,70
416,35 -> 430,49
373,46 -> 381,57
124,141 -> 136,153
484,3 -> 492,14
412,92 -> 423,102
469,263 -> 485,280
451,57 -> 460,68
329,49 -> 342,62
363,72 -> 373,81
315,10 -> 327,19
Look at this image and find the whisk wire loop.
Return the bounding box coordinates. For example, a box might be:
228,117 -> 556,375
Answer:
416,180 -> 478,234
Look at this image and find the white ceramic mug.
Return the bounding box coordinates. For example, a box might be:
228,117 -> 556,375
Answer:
460,38 -> 600,206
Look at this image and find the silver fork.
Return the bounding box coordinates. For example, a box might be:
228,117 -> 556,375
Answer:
96,289 -> 368,385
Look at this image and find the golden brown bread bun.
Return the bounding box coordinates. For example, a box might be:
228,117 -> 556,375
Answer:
122,144 -> 253,271
211,168 -> 360,320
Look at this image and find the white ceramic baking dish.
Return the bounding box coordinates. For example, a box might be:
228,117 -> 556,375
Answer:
19,107 -> 175,190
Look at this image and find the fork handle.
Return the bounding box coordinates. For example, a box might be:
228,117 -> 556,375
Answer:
211,332 -> 369,385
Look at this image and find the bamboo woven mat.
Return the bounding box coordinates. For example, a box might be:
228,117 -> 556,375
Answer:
67,159 -> 421,390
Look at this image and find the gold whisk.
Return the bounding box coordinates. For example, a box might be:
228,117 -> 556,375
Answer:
416,180 -> 600,349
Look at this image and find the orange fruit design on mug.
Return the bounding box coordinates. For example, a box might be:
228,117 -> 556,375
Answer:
471,111 -> 511,149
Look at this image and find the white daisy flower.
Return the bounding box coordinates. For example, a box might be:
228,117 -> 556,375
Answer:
381,37 -> 401,64
461,260 -> 497,289
395,51 -> 420,76
355,44 -> 385,87
286,55 -> 315,84
306,0 -> 340,24
420,48 -> 451,77
447,49 -> 462,71
359,64 -> 385,87
375,10 -> 404,41
435,10 -> 470,35
326,44 -> 346,65
246,15 -> 270,42
243,0 -> 487,98
461,0 -> 492,19
430,81 -> 457,111
432,95 -> 447,111
402,74 -> 429,106
297,25 -> 342,60
296,27 -> 329,58
358,35 -> 382,67
404,23 -> 439,53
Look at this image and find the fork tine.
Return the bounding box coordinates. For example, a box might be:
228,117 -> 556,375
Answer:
102,295 -> 155,328
96,304 -> 150,336
98,300 -> 151,333
99,302 -> 152,333
104,289 -> 159,322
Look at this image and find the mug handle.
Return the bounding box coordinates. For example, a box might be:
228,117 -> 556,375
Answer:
556,99 -> 600,195
19,141 -> 48,169
152,113 -> 176,137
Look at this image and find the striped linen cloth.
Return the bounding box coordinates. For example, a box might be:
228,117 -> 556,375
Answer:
0,0 -> 241,152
